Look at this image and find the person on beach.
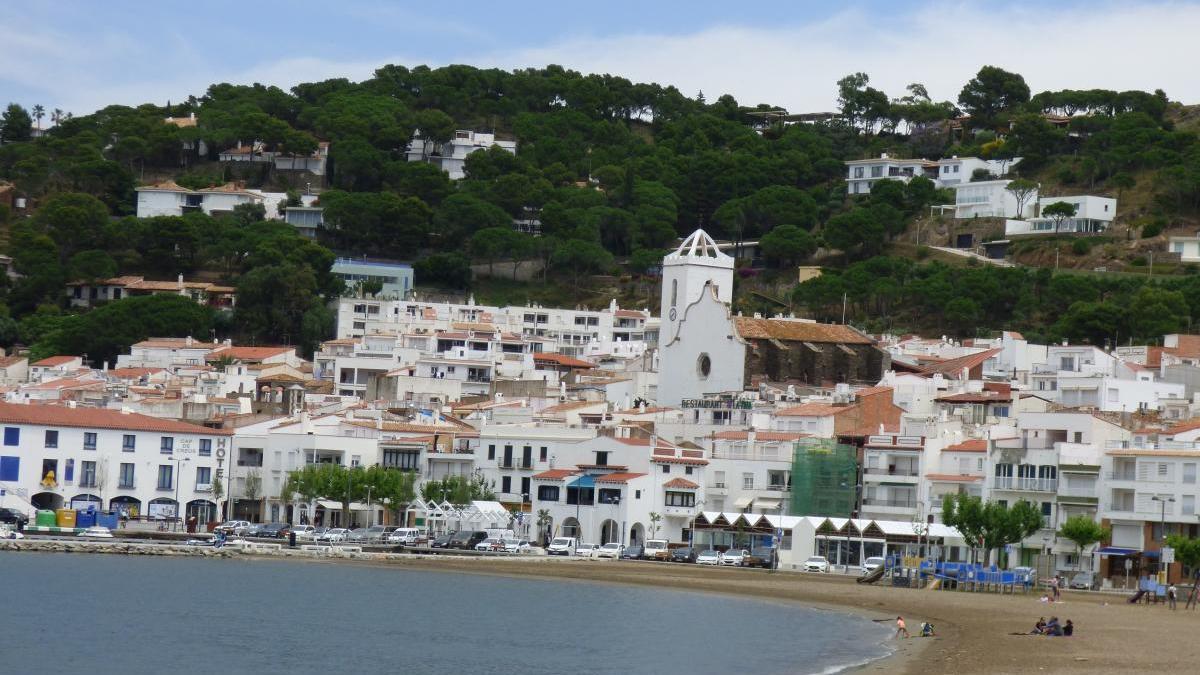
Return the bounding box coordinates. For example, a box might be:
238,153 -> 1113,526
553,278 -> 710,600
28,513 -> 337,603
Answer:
1032,617 -> 1046,634
895,616 -> 910,639
1052,575 -> 1062,601
920,622 -> 935,637
1168,584 -> 1177,610
1063,620 -> 1074,637
1045,617 -> 1062,637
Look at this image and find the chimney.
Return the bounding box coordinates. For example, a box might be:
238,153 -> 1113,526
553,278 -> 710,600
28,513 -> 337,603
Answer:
178,273 -> 184,290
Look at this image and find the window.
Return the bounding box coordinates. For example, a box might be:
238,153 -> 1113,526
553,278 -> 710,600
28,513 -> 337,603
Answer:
488,444 -> 496,460
199,439 -> 212,457
3,427 -> 18,446
160,437 -> 174,454
382,449 -> 419,470
768,470 -> 789,489
670,280 -> 678,308
122,435 -> 135,452
501,476 -> 512,494
1072,431 -> 1082,443
80,461 -> 97,488
685,466 -> 694,475
522,446 -> 532,468
714,471 -> 726,488
697,353 -> 711,379
119,463 -> 135,488
157,465 -> 173,490
83,432 -> 97,451
521,477 -> 530,500
635,490 -> 641,499
595,451 -> 609,466
539,446 -> 548,462
743,473 -> 755,490
661,464 -> 670,474
870,165 -> 882,178
1060,356 -> 1075,371
195,466 -> 211,488
1107,388 -> 1119,403
665,491 -> 696,507
502,445 -> 513,468
537,485 -> 560,501
854,166 -> 864,178
1183,495 -> 1196,516
993,406 -> 1010,418
1184,463 -> 1196,485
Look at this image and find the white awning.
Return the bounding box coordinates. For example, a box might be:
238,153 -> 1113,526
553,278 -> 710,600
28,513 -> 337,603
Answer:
316,500 -> 369,512
733,496 -> 754,509
754,498 -> 781,511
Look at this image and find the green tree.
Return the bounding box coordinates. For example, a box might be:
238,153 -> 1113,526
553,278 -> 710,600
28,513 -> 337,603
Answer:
31,192 -> 111,260
1041,201 -> 1078,233
432,193 -> 512,244
30,294 -> 213,365
1005,179 -> 1039,219
0,103 -> 33,143
822,207 -> 885,257
759,224 -> 817,267
1164,534 -> 1200,577
414,252 -> 472,289
67,250 -> 118,281
958,66 -> 1031,129
551,239 -> 613,290
1057,515 -> 1108,571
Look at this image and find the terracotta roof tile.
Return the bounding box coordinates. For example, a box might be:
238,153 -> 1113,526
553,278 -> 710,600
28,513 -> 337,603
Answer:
532,469 -> 580,480
712,430 -> 808,441
775,403 -> 857,417
944,439 -> 987,453
533,353 -> 596,369
733,317 -> 874,344
540,400 -> 605,414
0,402 -> 232,435
209,346 -> 294,362
594,472 -> 647,484
662,477 -> 700,489
1166,419 -> 1200,435
918,348 -> 1002,377
31,356 -> 79,367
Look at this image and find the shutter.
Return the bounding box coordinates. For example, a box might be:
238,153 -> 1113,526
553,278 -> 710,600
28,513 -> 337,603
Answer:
1111,524 -> 1142,548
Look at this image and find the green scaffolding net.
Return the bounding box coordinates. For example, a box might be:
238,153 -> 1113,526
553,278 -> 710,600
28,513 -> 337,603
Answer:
790,438 -> 858,518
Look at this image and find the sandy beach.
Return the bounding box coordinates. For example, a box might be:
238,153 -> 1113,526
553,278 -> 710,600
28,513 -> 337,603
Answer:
363,556 -> 1197,674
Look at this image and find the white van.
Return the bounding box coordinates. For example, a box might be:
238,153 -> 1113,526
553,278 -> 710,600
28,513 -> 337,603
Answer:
643,539 -> 670,560
387,528 -> 425,545
485,528 -> 516,540
547,536 -> 577,556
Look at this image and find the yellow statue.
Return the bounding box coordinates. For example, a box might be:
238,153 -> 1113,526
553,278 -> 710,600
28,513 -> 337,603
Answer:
40,470 -> 57,488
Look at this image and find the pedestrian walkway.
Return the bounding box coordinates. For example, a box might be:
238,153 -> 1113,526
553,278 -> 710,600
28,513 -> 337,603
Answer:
930,246 -> 1016,267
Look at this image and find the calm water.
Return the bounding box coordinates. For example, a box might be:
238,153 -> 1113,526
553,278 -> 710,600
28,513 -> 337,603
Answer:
0,553 -> 890,675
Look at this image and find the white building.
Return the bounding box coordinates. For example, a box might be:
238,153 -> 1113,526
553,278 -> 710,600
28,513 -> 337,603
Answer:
1168,233 -> 1200,263
844,154 -> 937,195
134,181 -> 265,218
1031,345 -> 1185,412
1005,195 -> 1117,236
0,401 -> 232,525
952,179 -> 1035,219
406,130 -> 517,180
933,156 -> 1021,186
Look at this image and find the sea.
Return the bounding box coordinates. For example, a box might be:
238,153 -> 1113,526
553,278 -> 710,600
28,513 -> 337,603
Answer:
0,552 -> 891,674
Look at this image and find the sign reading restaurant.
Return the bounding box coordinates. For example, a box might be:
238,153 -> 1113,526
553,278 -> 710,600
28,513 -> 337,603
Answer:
681,398 -> 753,410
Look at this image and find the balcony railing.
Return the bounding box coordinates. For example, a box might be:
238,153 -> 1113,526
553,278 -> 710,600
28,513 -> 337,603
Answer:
991,477 -> 1058,492
865,467 -> 920,477
1105,471 -> 1136,481
1106,503 -> 1136,513
862,498 -> 917,508
195,484 -> 212,492
498,461 -> 515,469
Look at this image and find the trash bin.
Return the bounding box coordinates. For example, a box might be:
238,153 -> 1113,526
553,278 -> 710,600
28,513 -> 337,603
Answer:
289,530 -> 296,547
36,510 -> 57,527
97,511 -> 119,529
76,509 -> 97,528
56,509 -> 77,528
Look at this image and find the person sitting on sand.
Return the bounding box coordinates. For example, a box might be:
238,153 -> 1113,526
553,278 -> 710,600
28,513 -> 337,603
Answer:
920,622 -> 935,637
1062,620 -> 1073,637
895,616 -> 910,639
1045,617 -> 1062,637
1032,617 -> 1047,634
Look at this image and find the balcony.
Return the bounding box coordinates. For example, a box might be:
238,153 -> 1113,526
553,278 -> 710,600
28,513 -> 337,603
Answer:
498,461 -> 515,469
991,477 -> 1058,492
864,466 -> 920,477
662,505 -> 697,517
194,483 -> 212,492
862,498 -> 917,509
118,482 -> 135,490
1105,470 -> 1136,482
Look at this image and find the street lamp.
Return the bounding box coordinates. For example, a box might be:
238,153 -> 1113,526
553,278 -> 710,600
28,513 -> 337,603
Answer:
605,495 -> 620,544
1151,495 -> 1176,577
172,456 -> 190,532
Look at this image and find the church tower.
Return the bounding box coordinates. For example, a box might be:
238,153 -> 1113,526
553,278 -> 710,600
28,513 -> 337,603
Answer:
657,229 -> 741,406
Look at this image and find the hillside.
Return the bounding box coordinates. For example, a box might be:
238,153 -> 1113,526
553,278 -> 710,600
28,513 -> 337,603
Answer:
1,64 -> 1199,359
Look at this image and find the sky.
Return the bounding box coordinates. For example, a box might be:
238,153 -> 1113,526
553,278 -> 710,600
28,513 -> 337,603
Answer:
2,1 -> 1198,118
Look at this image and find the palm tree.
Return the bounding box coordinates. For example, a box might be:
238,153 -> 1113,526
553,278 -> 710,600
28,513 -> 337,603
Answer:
31,104 -> 44,131
50,108 -> 63,126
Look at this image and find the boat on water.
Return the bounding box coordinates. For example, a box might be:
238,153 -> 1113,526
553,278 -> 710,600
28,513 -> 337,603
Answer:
77,526 -> 114,539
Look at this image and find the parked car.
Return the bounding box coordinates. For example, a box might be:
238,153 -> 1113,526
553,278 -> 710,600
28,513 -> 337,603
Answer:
1070,571 -> 1095,590
242,523 -> 266,537
359,525 -> 390,543
862,556 -> 885,573
77,526 -> 114,539
475,538 -> 505,552
547,537 -> 577,556
722,549 -> 749,566
430,532 -> 455,548
504,539 -> 532,554
0,507 -> 29,528
743,548 -> 775,569
620,545 -> 644,560
804,556 -> 830,573
292,525 -> 316,541
319,528 -> 350,543
575,543 -> 601,558
669,547 -> 698,563
448,530 -> 488,550
215,520 -> 250,536
256,523 -> 291,539
596,543 -> 625,559
387,528 -> 426,545
696,549 -> 722,565
643,539 -> 670,561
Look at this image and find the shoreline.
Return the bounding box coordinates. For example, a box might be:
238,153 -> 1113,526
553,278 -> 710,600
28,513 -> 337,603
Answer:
6,541 -> 1197,673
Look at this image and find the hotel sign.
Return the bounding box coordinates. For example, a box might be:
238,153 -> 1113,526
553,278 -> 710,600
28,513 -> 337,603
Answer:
681,399 -> 752,410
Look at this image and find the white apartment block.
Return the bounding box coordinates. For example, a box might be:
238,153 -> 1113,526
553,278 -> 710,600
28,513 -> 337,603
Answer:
933,156 -> 1021,186
844,153 -> 937,195
405,130 -> 517,180
1006,195 -> 1118,236
1031,345 -> 1185,412
952,179 -> 1034,219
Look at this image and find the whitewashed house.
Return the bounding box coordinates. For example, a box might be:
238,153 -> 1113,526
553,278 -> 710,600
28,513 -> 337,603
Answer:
406,130 -> 517,180
953,179 -> 1035,219
1006,195 -> 1117,236
844,154 -> 938,195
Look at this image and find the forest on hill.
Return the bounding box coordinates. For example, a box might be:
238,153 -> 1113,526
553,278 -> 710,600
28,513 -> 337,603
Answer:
1,63 -> 1200,359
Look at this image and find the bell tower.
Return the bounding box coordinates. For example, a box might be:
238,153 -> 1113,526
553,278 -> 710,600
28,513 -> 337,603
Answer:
659,229 -> 734,344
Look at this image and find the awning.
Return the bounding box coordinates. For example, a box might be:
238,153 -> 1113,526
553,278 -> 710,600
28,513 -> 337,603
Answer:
754,498 -> 782,511
733,496 -> 753,509
1096,546 -> 1140,557
315,500 -> 369,511
568,475 -> 596,489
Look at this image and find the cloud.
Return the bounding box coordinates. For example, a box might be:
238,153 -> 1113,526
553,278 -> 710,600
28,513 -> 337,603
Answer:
3,2 -> 1198,116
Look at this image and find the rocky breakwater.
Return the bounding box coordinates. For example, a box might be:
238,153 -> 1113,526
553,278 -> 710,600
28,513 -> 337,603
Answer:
0,538 -> 242,557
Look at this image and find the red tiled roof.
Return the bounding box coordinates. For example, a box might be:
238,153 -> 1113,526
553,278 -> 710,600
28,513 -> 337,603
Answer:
31,355 -> 79,367
1166,419 -> 1200,435
662,477 -> 699,489
0,355 -> 27,368
944,439 -> 987,453
108,368 -> 167,379
533,353 -> 596,369
209,346 -> 294,362
650,456 -> 708,465
918,348 -> 1002,377
775,403 -> 857,417
532,469 -> 579,481
594,472 -> 646,484
614,309 -> 646,319
935,391 -> 1012,403
0,402 -> 232,435
733,317 -> 874,344
540,400 -> 605,414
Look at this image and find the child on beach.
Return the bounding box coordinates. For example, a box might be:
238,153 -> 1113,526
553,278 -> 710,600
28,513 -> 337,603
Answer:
895,616 -> 910,639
